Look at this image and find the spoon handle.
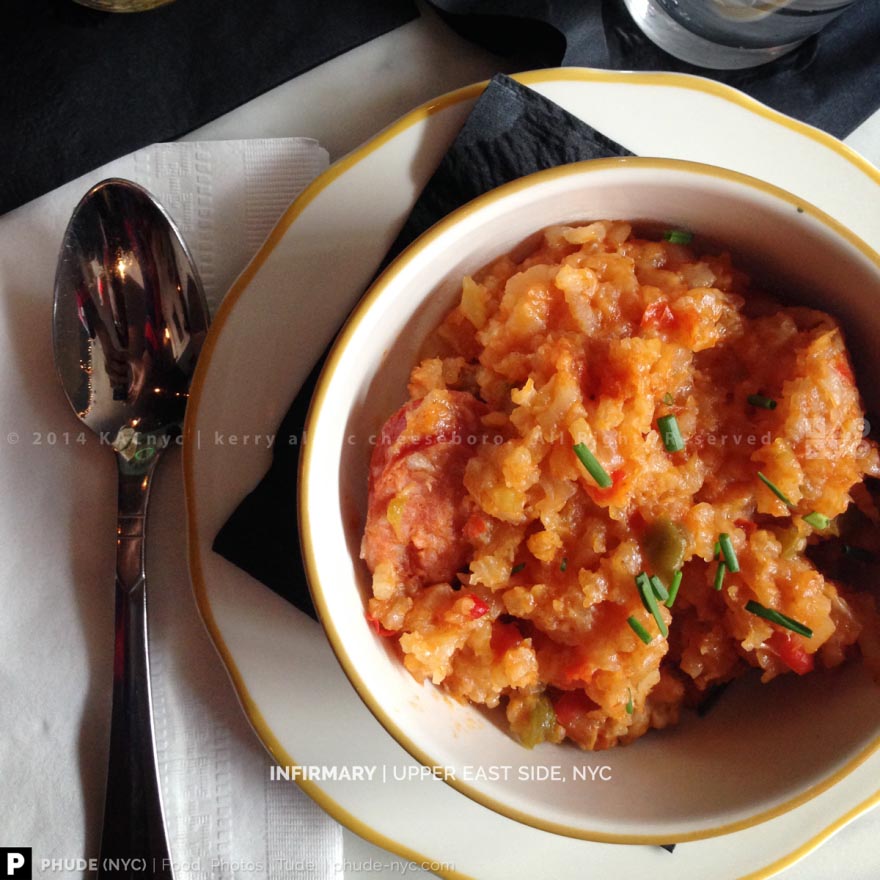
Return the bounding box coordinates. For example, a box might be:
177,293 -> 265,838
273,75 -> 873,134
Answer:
98,460 -> 174,879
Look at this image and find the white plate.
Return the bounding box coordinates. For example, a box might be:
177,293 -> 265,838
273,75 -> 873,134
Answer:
184,69 -> 880,880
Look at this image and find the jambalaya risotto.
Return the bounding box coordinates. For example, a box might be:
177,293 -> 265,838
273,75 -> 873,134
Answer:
360,220 -> 880,751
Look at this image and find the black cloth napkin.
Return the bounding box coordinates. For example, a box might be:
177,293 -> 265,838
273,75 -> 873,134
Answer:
0,0 -> 417,215
213,74 -> 632,615
427,0 -> 880,139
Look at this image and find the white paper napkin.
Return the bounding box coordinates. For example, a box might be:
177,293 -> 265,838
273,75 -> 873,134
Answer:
0,138 -> 348,879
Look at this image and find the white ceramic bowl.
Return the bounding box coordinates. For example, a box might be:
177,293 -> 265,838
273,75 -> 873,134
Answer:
299,157 -> 880,844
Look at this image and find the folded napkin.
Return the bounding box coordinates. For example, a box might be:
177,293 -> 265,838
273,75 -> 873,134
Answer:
214,74 -> 632,616
106,139 -> 330,314
0,0 -> 416,215
0,136 -> 345,877
427,0 -> 880,139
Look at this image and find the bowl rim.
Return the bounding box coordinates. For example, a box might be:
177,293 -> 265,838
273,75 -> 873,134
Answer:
299,155 -> 880,844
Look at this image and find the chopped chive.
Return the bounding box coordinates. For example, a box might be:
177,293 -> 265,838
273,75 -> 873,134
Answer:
511,563 -> 525,575
657,414 -> 685,453
573,442 -> 613,488
745,600 -> 813,638
626,689 -> 634,715
718,533 -> 740,573
803,511 -> 831,530
635,572 -> 668,638
747,394 -> 777,410
662,392 -> 675,405
666,570 -> 683,608
714,561 -> 726,591
757,472 -> 794,508
627,615 -> 653,644
649,574 -> 669,602
663,229 -> 693,245
713,540 -> 721,559
843,544 -> 877,563
560,557 -> 568,572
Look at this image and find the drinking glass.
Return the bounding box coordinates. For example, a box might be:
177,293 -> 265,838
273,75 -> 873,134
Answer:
621,0 -> 862,69
73,0 -> 176,11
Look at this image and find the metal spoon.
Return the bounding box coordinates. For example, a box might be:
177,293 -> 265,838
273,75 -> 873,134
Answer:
53,179 -> 209,878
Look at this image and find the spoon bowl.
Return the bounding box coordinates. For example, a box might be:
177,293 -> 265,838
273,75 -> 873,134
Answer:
53,178 -> 209,876
54,178 -> 207,454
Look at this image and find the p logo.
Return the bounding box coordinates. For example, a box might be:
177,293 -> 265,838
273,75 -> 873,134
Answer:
1,849 -> 31,878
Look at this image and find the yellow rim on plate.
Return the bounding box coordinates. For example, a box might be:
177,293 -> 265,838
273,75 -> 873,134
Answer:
184,68 -> 880,877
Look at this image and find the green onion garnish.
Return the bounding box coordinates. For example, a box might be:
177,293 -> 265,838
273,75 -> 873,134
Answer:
635,572 -> 669,638
662,392 -> 675,405
803,512 -> 831,530
657,414 -> 685,453
649,574 -> 669,602
573,442 -> 613,488
718,533 -> 740,573
757,472 -> 794,508
626,689 -> 634,715
560,557 -> 568,572
666,571 -> 683,608
628,615 -> 653,644
714,561 -> 726,591
511,563 -> 525,575
713,540 -> 721,559
747,394 -> 777,410
663,230 -> 693,245
745,600 -> 813,638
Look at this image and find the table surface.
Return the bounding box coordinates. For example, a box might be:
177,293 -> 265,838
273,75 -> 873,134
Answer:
64,2 -> 880,878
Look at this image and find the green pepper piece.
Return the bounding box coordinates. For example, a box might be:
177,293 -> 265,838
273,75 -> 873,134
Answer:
776,525 -> 805,560
518,694 -> 557,749
644,518 -> 688,585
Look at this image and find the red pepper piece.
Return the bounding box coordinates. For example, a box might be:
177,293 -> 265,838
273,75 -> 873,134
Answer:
734,518 -> 757,536
770,631 -> 814,675
491,621 -> 522,656
553,690 -> 596,729
466,594 -> 489,620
